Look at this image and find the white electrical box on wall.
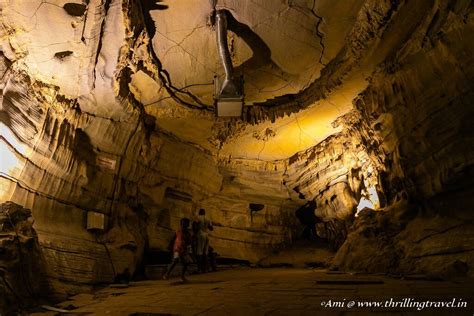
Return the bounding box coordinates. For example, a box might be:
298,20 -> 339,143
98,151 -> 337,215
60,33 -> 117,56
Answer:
86,211 -> 107,231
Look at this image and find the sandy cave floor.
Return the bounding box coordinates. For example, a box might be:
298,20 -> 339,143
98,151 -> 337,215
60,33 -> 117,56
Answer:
30,268 -> 474,316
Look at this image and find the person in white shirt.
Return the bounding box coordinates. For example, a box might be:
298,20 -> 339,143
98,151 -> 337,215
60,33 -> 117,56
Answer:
192,208 -> 213,273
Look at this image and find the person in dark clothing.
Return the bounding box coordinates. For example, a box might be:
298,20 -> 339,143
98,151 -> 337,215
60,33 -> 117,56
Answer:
208,246 -> 217,272
192,209 -> 213,273
163,217 -> 192,282
295,200 -> 318,240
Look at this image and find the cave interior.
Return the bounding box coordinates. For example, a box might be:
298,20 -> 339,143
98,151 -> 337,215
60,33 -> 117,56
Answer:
0,0 -> 473,314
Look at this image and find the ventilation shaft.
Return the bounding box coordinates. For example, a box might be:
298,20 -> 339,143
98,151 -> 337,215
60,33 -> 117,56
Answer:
214,10 -> 244,117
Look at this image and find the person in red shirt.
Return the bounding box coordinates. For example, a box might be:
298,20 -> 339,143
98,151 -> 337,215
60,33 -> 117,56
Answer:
163,217 -> 192,282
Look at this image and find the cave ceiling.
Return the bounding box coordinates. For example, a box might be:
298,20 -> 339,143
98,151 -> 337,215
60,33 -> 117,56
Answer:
2,0 -> 394,161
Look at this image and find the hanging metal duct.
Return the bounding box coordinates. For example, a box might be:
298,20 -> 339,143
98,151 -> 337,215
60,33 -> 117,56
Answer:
214,10 -> 244,117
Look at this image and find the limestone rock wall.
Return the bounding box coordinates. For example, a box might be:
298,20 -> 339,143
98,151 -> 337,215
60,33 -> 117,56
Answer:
208,159 -> 303,262
333,0 -> 474,277
0,0 -> 153,296
139,137 -> 306,262
139,120 -> 385,263
0,69 -> 150,296
284,112 -> 383,221
206,114 -> 385,254
0,202 -> 49,314
354,1 -> 474,204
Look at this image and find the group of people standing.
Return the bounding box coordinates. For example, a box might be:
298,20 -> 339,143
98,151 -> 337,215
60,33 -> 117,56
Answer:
162,209 -> 215,282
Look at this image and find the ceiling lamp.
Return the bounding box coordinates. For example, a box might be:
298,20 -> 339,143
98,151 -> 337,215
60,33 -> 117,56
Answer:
214,10 -> 244,117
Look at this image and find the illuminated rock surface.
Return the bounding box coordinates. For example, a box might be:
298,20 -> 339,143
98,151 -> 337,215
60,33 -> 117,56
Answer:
0,0 -> 473,312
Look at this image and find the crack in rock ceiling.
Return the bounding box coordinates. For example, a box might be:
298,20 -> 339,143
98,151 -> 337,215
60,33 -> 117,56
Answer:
2,0 -> 389,161
152,0 -> 326,106
143,0 -> 368,159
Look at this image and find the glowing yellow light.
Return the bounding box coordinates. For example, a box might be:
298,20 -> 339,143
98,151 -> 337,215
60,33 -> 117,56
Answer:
0,140 -> 21,175
367,186 -> 380,208
356,198 -> 375,213
0,139 -> 21,202
0,122 -> 30,202
0,122 -> 29,157
355,186 -> 380,217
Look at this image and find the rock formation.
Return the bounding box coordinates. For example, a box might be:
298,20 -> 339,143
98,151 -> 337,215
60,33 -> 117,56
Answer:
0,0 -> 472,310
0,201 -> 49,314
333,0 -> 474,277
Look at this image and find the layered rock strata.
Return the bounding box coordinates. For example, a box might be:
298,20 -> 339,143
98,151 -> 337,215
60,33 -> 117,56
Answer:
333,0 -> 474,277
0,0 -> 472,298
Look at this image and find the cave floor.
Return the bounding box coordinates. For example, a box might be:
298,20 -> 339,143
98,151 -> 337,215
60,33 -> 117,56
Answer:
31,268 -> 474,316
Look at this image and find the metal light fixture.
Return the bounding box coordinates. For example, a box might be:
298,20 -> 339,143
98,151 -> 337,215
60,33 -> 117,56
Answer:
214,10 -> 244,117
